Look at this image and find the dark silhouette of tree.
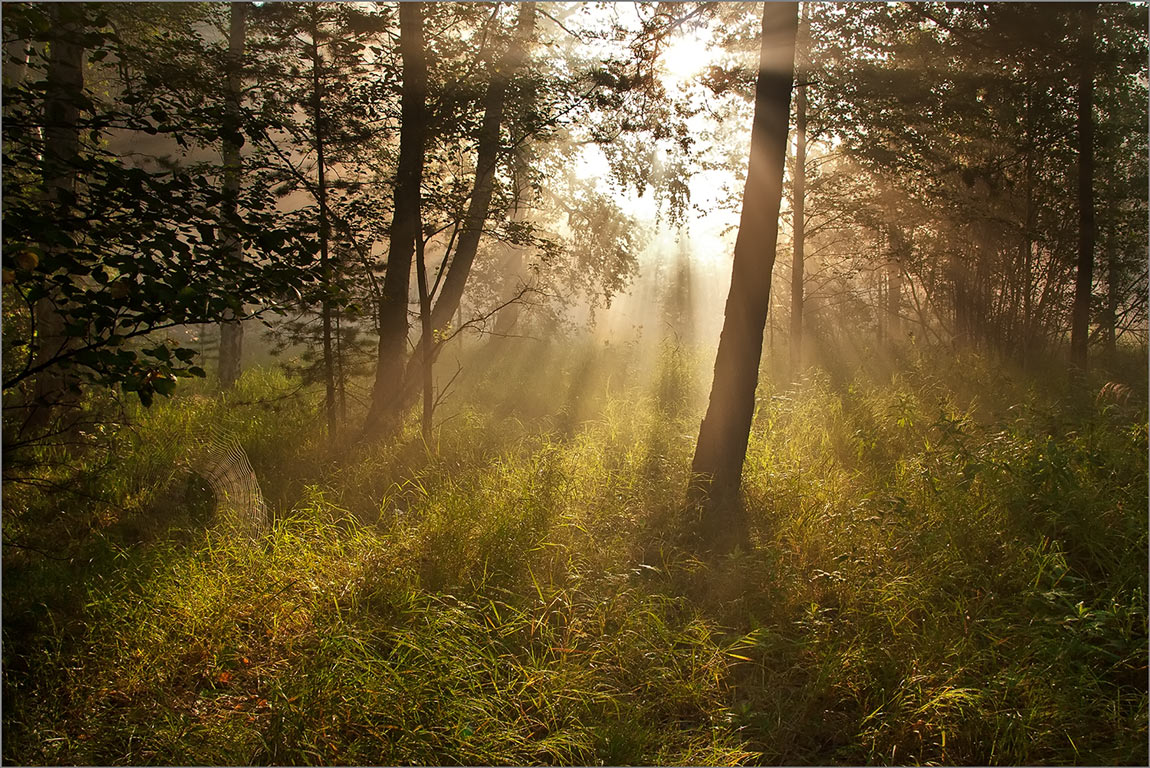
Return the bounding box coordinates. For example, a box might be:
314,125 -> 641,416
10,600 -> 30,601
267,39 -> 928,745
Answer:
689,2 -> 798,549
217,1 -> 249,390
367,3 -> 537,436
1071,2 -> 1096,375
789,1 -> 809,377
364,1 -> 428,439
26,3 -> 85,433
427,3 -> 536,335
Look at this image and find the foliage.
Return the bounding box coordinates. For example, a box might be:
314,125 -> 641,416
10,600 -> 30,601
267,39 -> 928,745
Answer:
801,1 -> 1149,353
1,3 -> 318,409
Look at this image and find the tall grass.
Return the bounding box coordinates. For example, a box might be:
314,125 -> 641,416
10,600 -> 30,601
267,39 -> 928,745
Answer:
3,341 -> 1146,765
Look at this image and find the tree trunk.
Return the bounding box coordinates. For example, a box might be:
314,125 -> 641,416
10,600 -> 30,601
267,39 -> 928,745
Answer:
375,4 -> 537,427
27,4 -> 85,433
1070,2 -> 1096,374
428,3 -> 535,333
414,209 -> 433,444
789,1 -> 809,377
310,20 -> 338,438
1104,230 -> 1118,361
364,2 -> 428,439
1021,90 -> 1035,362
887,228 -> 905,343
335,306 -> 348,423
218,1 -> 249,389
689,2 -> 798,547
493,148 -> 532,337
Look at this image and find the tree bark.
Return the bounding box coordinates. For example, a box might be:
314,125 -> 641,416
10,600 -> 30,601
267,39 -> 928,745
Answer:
1021,89 -> 1035,361
218,1 -> 249,389
789,1 -> 808,377
414,208 -> 433,444
689,2 -> 798,545
27,4 -> 85,433
309,16 -> 338,438
364,2 -> 428,438
1070,2 -> 1096,374
1104,229 -> 1118,361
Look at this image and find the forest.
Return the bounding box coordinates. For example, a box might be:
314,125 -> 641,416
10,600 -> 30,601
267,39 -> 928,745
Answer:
2,2 -> 1147,765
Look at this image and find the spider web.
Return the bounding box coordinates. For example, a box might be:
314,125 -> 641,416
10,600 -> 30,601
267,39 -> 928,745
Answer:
188,426 -> 267,536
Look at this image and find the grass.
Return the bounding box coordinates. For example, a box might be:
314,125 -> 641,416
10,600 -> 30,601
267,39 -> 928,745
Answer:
3,339 -> 1147,765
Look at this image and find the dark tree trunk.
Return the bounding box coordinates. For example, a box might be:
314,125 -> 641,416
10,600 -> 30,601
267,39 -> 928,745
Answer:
309,20 -> 338,438
428,3 -> 535,333
1104,230 -> 1118,361
414,210 -> 433,444
1070,2 -> 1096,374
1021,90 -> 1035,361
218,1 -> 249,389
27,4 -> 84,433
376,4 -> 537,426
789,1 -> 808,377
364,2 -> 428,438
689,2 -> 798,546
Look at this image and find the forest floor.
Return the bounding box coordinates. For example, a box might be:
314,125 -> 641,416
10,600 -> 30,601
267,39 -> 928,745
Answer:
3,340 -> 1147,766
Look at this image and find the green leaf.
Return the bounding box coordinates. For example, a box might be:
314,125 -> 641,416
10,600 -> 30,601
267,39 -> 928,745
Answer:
152,376 -> 176,396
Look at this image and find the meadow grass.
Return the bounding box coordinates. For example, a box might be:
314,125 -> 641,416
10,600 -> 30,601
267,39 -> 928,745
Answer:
3,340 -> 1146,765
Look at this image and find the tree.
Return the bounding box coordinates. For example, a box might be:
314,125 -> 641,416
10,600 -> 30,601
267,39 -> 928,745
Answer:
689,2 -> 798,547
2,3 -> 318,442
363,1 -> 428,439
426,3 -> 536,334
246,2 -> 392,433
1070,2 -> 1096,375
25,3 -> 85,433
789,1 -> 809,376
363,4 -> 539,437
217,1 -> 250,389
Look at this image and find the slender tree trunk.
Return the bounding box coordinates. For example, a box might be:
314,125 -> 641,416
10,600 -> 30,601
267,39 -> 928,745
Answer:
875,265 -> 885,346
1070,2 -> 1096,375
218,2 -> 249,389
364,2 -> 428,438
493,150 -> 531,337
309,23 -> 338,438
1104,232 -> 1118,360
667,236 -> 695,345
27,4 -> 84,433
491,222 -> 526,337
1021,90 -> 1034,362
379,4 -> 537,424
689,2 -> 798,546
887,227 -> 905,343
414,210 -> 433,444
888,260 -> 902,342
427,3 -> 535,333
789,1 -> 809,378
335,307 -> 347,423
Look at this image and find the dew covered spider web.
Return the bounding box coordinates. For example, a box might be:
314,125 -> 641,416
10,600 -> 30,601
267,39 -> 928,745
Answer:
188,426 -> 267,536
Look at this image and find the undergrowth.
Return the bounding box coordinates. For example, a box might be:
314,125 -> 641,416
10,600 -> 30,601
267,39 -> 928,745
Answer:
3,341 -> 1146,765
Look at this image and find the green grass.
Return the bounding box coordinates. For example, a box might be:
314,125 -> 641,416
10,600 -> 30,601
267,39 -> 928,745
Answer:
3,341 -> 1147,765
